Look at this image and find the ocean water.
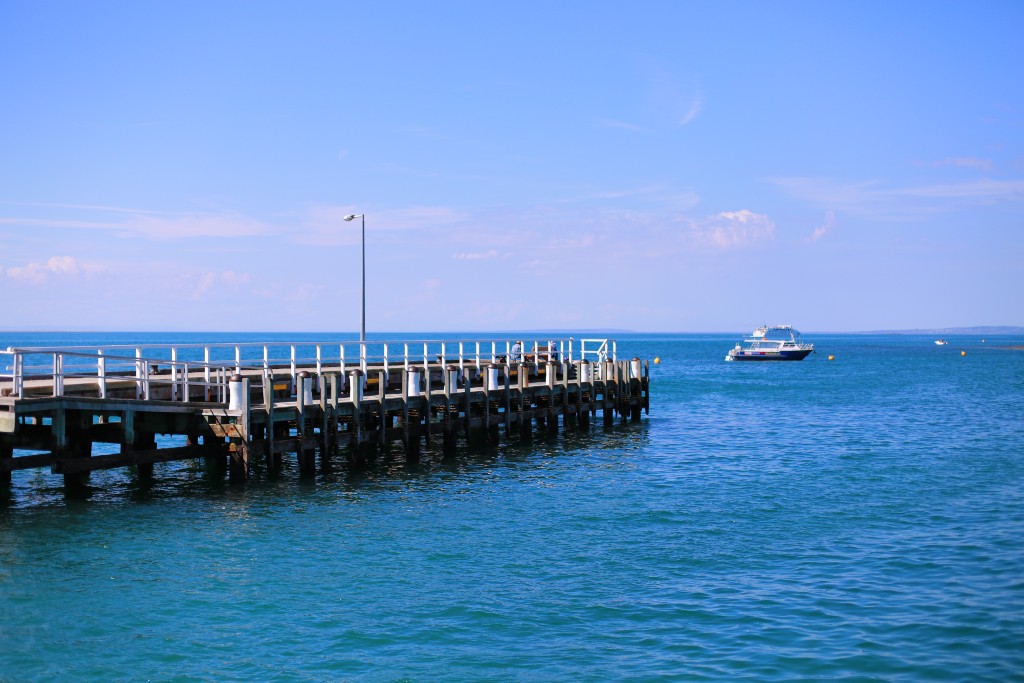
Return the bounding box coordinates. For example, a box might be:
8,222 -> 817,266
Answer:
1,332 -> 1022,681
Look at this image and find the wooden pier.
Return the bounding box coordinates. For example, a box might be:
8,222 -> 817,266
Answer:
0,337 -> 650,489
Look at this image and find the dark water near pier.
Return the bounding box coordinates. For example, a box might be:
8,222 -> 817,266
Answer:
2,332 -> 1023,681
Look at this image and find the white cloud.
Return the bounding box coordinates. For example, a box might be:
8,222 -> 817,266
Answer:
191,269 -> 255,299
5,255 -> 104,284
691,210 -> 776,249
808,211 -> 836,243
452,250 -> 499,260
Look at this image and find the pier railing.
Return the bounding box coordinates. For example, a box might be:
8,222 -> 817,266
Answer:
1,337 -> 616,401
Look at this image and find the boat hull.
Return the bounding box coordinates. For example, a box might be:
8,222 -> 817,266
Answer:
727,349 -> 814,361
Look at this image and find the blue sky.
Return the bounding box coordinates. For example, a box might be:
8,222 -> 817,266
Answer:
1,1 -> 1022,333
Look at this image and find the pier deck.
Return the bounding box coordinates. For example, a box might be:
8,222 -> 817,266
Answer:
1,337 -> 650,488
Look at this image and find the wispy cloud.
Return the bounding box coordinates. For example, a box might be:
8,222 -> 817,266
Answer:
807,210 -> 836,243
4,255 -> 105,284
298,204 -> 470,247
452,250 -> 499,260
690,210 -> 775,249
0,205 -> 274,239
190,269 -> 253,299
920,157 -> 993,172
678,91 -> 703,126
769,176 -> 1024,220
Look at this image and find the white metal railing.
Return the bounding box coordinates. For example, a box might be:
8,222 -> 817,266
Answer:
1,337 -> 613,402
0,348 -> 233,402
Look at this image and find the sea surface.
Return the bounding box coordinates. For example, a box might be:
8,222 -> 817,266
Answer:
2,332 -> 1022,681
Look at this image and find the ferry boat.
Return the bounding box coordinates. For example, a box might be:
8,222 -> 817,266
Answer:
934,339 -> 948,345
725,325 -> 815,361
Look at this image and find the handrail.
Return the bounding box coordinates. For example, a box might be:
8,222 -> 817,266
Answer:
1,336 -> 612,402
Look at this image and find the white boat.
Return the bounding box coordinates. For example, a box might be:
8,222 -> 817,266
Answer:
934,340 -> 948,345
726,325 -> 815,362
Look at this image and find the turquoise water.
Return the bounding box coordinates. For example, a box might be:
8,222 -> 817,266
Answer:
2,333 -> 1022,681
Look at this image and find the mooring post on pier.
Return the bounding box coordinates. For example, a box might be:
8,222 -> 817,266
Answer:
228,376 -> 251,483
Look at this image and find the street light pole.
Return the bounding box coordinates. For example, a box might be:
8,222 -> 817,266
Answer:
344,213 -> 366,342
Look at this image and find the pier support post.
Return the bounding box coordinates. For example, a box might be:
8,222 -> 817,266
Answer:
517,363 -> 531,441
442,365 -> 457,455
484,364 -> 499,445
1,442 -> 12,490
296,372 -> 316,477
324,373 -> 339,470
421,363 -> 431,447
228,377 -> 251,483
402,369 -> 421,462
264,373 -> 282,473
134,432 -> 157,482
348,369 -> 366,468
546,361 -> 559,434
56,410 -> 92,492
462,376 -> 471,442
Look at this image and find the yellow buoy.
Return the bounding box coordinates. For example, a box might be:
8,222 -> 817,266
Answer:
654,357 -> 661,364
961,350 -> 967,357
828,355 -> 835,361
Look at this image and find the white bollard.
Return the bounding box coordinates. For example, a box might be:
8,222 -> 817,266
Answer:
228,374 -> 245,411
445,365 -> 460,392
577,360 -> 592,383
349,369 -> 364,404
486,364 -> 500,391
407,369 -> 422,397
546,361 -> 557,388
630,357 -> 642,379
298,371 -> 313,405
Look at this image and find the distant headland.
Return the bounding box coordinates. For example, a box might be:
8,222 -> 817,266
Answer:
852,326 -> 1024,335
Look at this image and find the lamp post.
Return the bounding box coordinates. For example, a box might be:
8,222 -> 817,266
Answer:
343,213 -> 366,342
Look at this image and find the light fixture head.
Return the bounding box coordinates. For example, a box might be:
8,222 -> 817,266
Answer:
344,214 -> 359,221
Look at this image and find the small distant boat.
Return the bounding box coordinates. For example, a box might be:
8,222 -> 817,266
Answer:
935,340 -> 948,345
725,325 -> 814,362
